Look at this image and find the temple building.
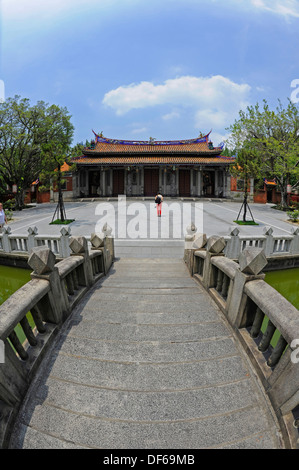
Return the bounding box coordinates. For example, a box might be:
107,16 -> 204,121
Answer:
71,131 -> 236,198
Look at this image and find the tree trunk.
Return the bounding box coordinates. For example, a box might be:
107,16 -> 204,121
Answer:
15,190 -> 24,211
277,179 -> 288,209
57,165 -> 65,222
243,194 -> 247,222
243,177 -> 249,222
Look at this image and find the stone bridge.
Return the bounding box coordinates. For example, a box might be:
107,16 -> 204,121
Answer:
0,227 -> 299,449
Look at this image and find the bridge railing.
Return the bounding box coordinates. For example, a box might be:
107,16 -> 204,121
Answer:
223,226 -> 299,259
0,228 -> 114,449
184,227 -> 299,449
0,226 -> 73,258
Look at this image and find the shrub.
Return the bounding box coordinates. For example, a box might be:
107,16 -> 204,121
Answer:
3,198 -> 16,211
287,210 -> 299,222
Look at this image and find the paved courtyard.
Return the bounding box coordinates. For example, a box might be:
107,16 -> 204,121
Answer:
6,199 -> 295,258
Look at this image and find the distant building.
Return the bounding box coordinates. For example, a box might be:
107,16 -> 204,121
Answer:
71,131 -> 236,198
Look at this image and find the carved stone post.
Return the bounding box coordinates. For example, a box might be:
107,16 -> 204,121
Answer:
225,227 -> 241,259
28,246 -> 67,323
263,226 -> 274,257
1,226 -> 11,253
227,247 -> 267,327
202,235 -> 226,289
290,227 -> 299,254
27,226 -> 38,252
184,223 -> 207,275
102,222 -> 114,261
60,226 -> 71,258
90,223 -> 114,274
69,236 -> 93,287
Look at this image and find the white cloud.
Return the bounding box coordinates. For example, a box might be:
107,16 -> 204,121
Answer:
248,0 -> 299,18
0,80 -> 5,103
2,0 -> 140,20
162,110 -> 180,121
102,75 -> 251,132
209,0 -> 299,18
131,127 -> 148,135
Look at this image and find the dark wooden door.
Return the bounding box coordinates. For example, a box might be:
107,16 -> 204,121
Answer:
112,169 -> 124,196
179,169 -> 190,196
144,169 -> 159,196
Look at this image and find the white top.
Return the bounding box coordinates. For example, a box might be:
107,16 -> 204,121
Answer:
0,209 -> 5,224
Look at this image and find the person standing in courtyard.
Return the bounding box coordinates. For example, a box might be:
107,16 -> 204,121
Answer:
0,203 -> 7,232
155,193 -> 163,217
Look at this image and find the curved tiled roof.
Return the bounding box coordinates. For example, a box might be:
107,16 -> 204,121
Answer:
82,131 -> 225,156
73,155 -> 234,165
71,132 -> 235,166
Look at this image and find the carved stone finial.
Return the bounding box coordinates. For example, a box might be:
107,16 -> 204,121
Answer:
69,236 -> 88,254
90,232 -> 104,249
192,233 -> 207,249
263,226 -> 273,236
27,226 -> 38,235
239,248 -> 267,275
206,235 -> 226,254
186,223 -> 197,235
229,227 -> 240,236
28,246 -> 56,275
102,223 -> 112,236
2,226 -> 11,235
60,226 -> 71,236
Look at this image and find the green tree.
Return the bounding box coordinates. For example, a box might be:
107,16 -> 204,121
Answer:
0,96 -> 45,209
39,104 -> 74,222
0,96 -> 74,211
227,99 -> 299,208
230,146 -> 261,222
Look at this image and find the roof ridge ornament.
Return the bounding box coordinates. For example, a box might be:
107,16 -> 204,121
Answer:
91,130 -> 215,146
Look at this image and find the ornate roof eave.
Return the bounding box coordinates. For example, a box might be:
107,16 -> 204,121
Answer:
74,162 -> 234,169
82,148 -> 224,157
91,130 -> 213,146
72,155 -> 235,166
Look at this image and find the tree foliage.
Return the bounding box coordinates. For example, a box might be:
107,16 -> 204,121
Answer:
0,95 -> 74,210
227,99 -> 299,208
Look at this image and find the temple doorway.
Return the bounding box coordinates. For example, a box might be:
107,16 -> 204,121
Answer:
144,169 -> 159,196
112,169 -> 124,196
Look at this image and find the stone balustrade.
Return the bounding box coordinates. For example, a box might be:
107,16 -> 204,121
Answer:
0,226 -> 74,259
224,226 -> 299,260
0,227 -> 114,448
184,227 -> 299,449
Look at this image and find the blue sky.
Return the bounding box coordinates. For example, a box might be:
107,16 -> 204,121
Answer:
1,0 -> 299,147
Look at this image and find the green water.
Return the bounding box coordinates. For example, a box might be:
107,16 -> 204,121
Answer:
261,267 -> 299,348
0,265 -> 32,344
0,265 -> 31,305
265,267 -> 299,310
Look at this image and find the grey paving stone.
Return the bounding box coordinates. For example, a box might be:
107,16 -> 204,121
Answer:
14,403 -> 280,449
66,319 -> 229,342
58,334 -> 238,363
31,378 -> 258,422
9,257 -> 284,450
48,354 -> 249,391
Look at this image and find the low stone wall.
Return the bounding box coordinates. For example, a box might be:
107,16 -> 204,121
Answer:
0,252 -> 31,269
0,227 -> 114,448
184,230 -> 299,449
265,255 -> 299,271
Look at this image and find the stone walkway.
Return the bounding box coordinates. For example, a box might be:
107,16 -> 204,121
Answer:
10,258 -> 284,449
